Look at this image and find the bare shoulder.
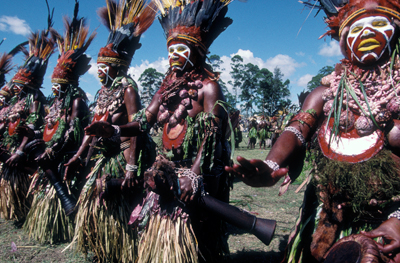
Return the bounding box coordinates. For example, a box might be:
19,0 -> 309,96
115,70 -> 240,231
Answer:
201,78 -> 224,100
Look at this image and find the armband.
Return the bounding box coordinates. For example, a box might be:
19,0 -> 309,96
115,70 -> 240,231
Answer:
284,126 -> 306,147
289,111 -> 317,129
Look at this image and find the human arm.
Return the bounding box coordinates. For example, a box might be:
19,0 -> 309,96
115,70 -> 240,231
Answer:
122,85 -> 142,188
225,86 -> 326,187
6,100 -> 42,166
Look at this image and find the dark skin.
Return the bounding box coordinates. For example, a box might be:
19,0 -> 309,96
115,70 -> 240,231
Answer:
6,86 -> 43,167
226,86 -> 400,260
64,64 -> 141,189
85,42 -> 227,203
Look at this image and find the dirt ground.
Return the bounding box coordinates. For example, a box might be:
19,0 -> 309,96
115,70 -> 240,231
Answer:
0,138 -> 306,263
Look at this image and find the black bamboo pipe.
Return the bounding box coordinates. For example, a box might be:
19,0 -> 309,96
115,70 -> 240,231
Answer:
96,178 -> 276,246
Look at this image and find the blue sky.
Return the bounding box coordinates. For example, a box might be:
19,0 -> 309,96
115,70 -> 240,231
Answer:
0,0 -> 343,105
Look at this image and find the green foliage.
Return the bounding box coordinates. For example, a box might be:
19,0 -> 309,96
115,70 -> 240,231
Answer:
307,65 -> 334,91
209,54 -> 236,108
139,67 -> 164,107
229,55 -> 291,117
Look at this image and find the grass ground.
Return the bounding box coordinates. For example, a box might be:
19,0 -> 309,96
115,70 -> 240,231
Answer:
0,134 -> 306,262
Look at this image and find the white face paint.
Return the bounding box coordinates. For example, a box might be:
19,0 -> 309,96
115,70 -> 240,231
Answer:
346,15 -> 395,64
52,83 -> 64,97
168,43 -> 194,71
97,63 -> 114,85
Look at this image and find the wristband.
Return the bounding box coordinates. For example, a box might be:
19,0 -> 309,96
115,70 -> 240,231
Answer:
126,164 -> 138,172
16,149 -> 25,157
263,160 -> 279,172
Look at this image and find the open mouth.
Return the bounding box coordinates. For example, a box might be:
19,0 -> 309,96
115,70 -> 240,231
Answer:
357,39 -> 380,52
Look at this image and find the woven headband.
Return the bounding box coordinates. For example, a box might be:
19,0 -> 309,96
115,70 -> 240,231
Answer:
167,34 -> 207,52
339,6 -> 400,37
51,78 -> 78,84
97,56 -> 129,67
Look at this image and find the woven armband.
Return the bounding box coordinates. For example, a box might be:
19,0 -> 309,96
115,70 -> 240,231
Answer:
289,111 -> 317,130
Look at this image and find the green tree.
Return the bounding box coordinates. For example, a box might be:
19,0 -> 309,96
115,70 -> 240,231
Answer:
262,67 -> 291,116
229,55 -> 245,109
307,65 -> 334,91
138,68 -> 164,107
208,54 -> 236,107
238,63 -> 261,116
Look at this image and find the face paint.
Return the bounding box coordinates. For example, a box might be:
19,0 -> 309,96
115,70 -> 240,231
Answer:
51,83 -> 65,98
0,96 -> 5,107
12,83 -> 24,96
97,63 -> 115,85
346,15 -> 395,64
168,43 -> 194,71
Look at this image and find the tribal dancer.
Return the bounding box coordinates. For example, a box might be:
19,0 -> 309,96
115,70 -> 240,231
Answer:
22,1 -> 95,244
63,1 -> 155,262
0,31 -> 54,222
85,0 -> 235,261
227,0 -> 400,262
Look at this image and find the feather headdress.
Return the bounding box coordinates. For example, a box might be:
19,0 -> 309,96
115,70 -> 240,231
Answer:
153,0 -> 233,57
12,31 -> 56,89
97,0 -> 156,69
0,41 -> 28,88
51,0 -> 97,85
303,0 -> 400,40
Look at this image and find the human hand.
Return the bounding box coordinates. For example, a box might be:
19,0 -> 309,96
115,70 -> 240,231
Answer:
64,155 -> 81,180
176,176 -> 195,203
362,217 -> 400,262
122,171 -> 139,189
84,121 -> 114,138
6,153 -> 22,167
225,156 -> 288,187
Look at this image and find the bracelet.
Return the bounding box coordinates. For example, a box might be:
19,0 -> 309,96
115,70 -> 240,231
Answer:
108,125 -> 121,143
126,164 -> 138,172
284,126 -> 306,147
176,168 -> 206,197
74,154 -> 82,162
388,209 -> 400,220
263,160 -> 279,171
16,149 -> 25,157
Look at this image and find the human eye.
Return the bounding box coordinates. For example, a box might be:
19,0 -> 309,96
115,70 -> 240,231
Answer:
351,26 -> 363,34
372,20 -> 388,27
177,46 -> 185,52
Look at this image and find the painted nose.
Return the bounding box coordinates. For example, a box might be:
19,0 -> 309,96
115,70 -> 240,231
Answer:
362,28 -> 374,37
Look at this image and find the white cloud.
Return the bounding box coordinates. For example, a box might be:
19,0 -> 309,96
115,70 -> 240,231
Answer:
297,74 -> 314,87
88,61 -> 100,82
265,54 -> 306,77
318,41 -> 342,57
296,52 -> 305,56
86,92 -> 94,102
0,16 -> 31,36
128,57 -> 169,91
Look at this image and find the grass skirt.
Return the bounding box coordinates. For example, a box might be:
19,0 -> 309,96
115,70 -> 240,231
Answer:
68,141 -> 140,262
0,164 -> 32,222
23,185 -> 74,243
135,191 -> 198,263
